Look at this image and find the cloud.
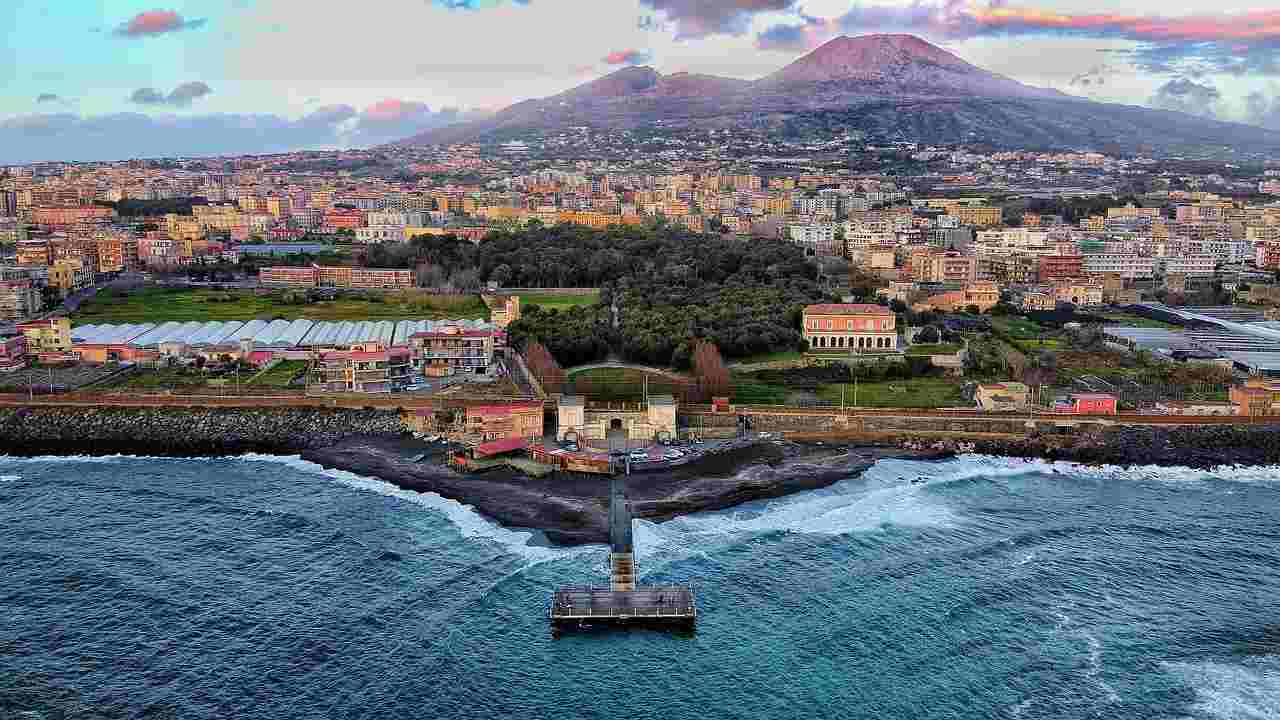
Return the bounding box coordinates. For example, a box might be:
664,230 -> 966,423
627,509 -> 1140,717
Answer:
1246,92 -> 1280,131
0,101 -> 465,163
603,49 -> 653,65
431,0 -> 530,9
1148,77 -> 1221,118
753,4 -> 1280,75
641,0 -> 797,39
114,10 -> 207,37
35,93 -> 62,103
1068,64 -> 1112,88
129,82 -> 214,108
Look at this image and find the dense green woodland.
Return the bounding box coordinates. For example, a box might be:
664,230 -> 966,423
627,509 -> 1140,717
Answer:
411,224 -> 834,367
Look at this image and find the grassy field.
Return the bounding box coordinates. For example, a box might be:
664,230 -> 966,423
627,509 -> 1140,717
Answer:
904,343 -> 963,356
992,316 -> 1049,339
815,378 -> 967,408
248,360 -> 309,388
1097,313 -> 1182,330
517,291 -> 600,310
566,366 -> 694,401
72,287 -> 489,324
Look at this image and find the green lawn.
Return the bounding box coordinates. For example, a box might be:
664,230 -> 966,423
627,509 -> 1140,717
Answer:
72,287 -> 489,324
517,291 -> 600,310
730,379 -> 790,405
1097,314 -> 1182,330
815,378 -> 966,408
992,316 -> 1049,339
904,343 -> 963,356
1016,338 -> 1062,351
566,366 -> 693,400
248,360 -> 309,387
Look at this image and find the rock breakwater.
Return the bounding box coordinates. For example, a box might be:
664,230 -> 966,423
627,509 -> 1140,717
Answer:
0,406 -> 407,457
971,424 -> 1280,469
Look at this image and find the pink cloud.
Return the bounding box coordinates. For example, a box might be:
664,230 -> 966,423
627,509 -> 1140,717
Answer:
115,9 -> 207,37
603,49 -> 653,65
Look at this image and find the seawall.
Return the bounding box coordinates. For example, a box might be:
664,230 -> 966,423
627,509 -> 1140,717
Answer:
0,406 -> 408,457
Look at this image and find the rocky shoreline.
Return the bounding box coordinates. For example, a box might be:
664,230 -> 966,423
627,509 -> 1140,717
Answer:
301,437 -> 949,544
6,406 -> 1280,545
0,406 -> 406,457
971,425 -> 1280,470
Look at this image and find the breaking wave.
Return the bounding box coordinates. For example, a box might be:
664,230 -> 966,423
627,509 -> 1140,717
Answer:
1164,657 -> 1280,719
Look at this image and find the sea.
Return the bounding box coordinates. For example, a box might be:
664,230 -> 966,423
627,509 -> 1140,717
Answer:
1,453 -> 1278,720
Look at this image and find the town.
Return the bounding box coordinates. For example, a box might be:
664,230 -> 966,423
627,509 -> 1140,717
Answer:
4,143 -> 1280,455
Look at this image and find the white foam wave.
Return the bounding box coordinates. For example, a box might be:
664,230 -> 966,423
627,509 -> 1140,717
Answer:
0,475 -> 17,482
630,463 -> 960,577
233,454 -> 597,566
907,454 -> 1280,488
1164,657 -> 1280,719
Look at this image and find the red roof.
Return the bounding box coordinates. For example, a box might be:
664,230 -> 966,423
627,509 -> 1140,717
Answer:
473,437 -> 530,458
804,304 -> 894,316
469,402 -> 542,417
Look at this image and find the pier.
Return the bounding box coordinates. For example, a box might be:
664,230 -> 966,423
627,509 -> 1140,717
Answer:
550,475 -> 697,630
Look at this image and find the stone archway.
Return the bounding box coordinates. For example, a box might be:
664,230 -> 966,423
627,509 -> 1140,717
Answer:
610,418 -> 623,431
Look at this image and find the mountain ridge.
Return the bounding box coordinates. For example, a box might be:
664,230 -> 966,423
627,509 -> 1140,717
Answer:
400,34 -> 1280,154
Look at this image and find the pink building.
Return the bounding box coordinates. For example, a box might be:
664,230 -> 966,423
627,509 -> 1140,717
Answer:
0,331 -> 30,373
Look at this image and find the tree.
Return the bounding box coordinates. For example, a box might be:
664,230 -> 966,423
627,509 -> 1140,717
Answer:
691,340 -> 731,401
490,263 -> 513,287
916,325 -> 941,344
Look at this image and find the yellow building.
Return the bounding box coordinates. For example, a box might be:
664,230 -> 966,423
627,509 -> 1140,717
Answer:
953,206 -> 1004,227
48,259 -> 91,296
18,317 -> 73,352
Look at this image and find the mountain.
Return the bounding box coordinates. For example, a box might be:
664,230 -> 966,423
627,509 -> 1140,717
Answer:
401,34 -> 1280,154
757,34 -> 1064,100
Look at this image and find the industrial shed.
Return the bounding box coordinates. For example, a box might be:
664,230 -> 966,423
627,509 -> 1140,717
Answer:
238,319 -> 315,348
300,320 -> 398,348
394,319 -> 498,344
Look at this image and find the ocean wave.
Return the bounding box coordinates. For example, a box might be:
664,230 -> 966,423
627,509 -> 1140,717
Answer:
0,475 -> 18,482
1164,657 -> 1280,719
232,454 -> 598,566
896,454 -> 1280,488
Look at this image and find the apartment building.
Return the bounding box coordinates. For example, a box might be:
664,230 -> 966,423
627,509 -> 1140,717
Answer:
1160,255 -> 1218,277
1037,254 -> 1084,281
0,281 -> 43,321
258,265 -> 414,290
309,342 -> 412,393
29,206 -> 115,226
48,258 -> 92,296
921,250 -> 978,284
1053,282 -> 1103,307
354,225 -> 407,245
952,206 -> 1003,227
802,304 -> 897,352
916,281 -> 1000,313
789,223 -> 840,256
0,330 -> 30,373
1083,254 -> 1157,279
408,323 -> 499,375
17,317 -> 72,352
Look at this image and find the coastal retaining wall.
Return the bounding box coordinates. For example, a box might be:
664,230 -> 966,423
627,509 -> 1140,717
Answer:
0,405 -> 409,457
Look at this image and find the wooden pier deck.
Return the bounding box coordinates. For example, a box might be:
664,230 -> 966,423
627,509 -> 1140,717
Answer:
550,586 -> 696,627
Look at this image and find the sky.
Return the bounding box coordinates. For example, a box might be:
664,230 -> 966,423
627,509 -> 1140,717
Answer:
3,0 -> 1280,163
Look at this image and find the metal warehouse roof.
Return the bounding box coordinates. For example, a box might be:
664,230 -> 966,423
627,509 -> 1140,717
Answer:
1102,327 -> 1198,351
71,323 -> 157,345
393,319 -> 497,343
300,320 -> 397,347
1223,352 -> 1280,373
241,319 -> 315,348
126,320 -> 248,348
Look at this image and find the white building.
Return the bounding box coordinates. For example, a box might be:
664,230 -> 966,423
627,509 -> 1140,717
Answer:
1083,254 -> 1158,279
355,226 -> 407,245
